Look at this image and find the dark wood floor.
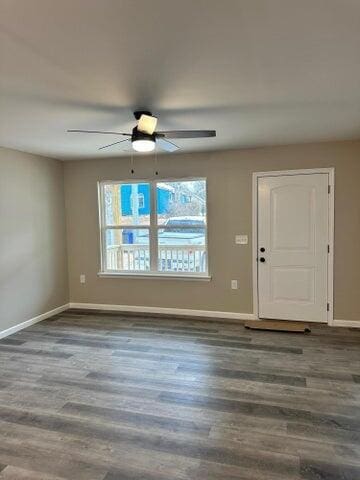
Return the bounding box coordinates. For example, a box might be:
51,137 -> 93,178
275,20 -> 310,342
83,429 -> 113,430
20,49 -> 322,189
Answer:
0,311 -> 359,479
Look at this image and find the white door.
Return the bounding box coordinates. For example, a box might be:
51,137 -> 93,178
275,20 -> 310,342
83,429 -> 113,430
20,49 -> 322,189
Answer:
257,173 -> 329,322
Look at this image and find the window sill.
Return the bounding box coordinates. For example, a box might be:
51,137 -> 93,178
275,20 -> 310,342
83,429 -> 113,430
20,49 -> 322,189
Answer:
97,271 -> 212,281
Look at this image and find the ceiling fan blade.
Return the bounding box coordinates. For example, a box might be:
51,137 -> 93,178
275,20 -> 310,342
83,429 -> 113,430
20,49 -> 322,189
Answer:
156,137 -> 179,152
67,129 -> 131,136
156,130 -> 216,139
98,139 -> 131,150
137,114 -> 158,135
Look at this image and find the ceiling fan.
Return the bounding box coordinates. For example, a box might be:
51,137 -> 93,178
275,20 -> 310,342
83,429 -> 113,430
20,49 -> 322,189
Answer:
67,111 -> 216,153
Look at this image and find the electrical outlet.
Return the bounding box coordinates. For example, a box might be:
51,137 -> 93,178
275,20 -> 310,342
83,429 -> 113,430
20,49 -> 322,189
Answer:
231,280 -> 238,289
80,274 -> 86,284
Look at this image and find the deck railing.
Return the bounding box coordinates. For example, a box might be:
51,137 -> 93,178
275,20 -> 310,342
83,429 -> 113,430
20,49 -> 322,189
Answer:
106,244 -> 206,273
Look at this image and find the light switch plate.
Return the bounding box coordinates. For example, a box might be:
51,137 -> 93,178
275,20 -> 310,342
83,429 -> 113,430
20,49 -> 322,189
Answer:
235,234 -> 248,245
231,280 -> 238,289
80,274 -> 86,284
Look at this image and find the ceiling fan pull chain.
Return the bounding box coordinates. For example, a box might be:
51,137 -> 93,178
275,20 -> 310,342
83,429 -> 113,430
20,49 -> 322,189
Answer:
154,150 -> 159,176
130,151 -> 135,175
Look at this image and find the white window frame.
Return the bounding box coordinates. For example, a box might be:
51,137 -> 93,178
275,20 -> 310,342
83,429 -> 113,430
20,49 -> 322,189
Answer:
98,177 -> 210,279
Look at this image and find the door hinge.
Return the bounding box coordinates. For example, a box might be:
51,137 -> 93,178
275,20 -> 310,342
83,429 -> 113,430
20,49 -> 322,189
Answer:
327,244 -> 330,253
327,303 -> 330,312
328,185 -> 331,194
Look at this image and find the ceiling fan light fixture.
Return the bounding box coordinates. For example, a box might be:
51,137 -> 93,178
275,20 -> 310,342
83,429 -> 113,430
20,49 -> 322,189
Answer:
137,114 -> 158,135
132,138 -> 155,152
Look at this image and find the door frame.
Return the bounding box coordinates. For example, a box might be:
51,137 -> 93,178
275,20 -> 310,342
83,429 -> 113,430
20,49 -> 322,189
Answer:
252,168 -> 335,325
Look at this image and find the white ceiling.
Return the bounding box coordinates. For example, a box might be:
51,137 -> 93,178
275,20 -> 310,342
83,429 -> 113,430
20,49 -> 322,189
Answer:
1,0 -> 360,160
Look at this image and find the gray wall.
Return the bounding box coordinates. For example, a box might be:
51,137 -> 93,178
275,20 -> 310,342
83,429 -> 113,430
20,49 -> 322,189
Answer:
2,140 -> 358,332
64,140 -> 360,322
0,147 -> 69,332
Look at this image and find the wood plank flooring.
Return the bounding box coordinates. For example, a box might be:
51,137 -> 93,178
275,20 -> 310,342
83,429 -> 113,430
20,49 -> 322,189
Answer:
0,310 -> 359,479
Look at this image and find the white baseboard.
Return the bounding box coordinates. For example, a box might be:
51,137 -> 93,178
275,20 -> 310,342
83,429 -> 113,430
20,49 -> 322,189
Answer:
2,301 -> 356,330
69,302 -> 256,321
332,319 -> 360,328
0,303 -> 70,340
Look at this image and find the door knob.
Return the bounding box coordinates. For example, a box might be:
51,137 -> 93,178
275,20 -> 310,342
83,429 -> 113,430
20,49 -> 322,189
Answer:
260,247 -> 265,252
260,257 -> 266,263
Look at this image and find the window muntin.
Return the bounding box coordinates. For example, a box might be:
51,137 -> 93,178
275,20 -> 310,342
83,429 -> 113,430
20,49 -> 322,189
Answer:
99,179 -> 208,276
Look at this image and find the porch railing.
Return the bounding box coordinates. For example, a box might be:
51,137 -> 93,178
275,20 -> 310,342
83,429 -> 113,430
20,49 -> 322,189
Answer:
106,244 -> 206,273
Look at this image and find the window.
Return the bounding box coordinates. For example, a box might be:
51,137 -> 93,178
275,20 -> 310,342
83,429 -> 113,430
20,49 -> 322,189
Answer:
99,179 -> 208,276
137,193 -> 145,209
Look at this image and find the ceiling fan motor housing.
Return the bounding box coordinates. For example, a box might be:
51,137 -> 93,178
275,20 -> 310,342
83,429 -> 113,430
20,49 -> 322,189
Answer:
131,126 -> 155,143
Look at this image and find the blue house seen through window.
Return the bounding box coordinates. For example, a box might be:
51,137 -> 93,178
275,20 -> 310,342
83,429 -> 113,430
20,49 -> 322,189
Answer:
120,184 -> 173,216
105,181 -> 205,247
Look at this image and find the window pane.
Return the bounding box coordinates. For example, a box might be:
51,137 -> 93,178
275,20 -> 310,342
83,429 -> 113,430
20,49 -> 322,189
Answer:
157,180 -> 206,227
105,228 -> 149,271
104,183 -> 150,226
158,228 -> 207,273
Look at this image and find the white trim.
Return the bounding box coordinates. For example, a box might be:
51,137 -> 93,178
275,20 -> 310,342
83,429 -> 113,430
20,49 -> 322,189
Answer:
0,304 -> 70,340
97,272 -> 211,281
253,168 -> 335,177
327,168 -> 335,325
332,319 -> 360,328
252,170 -> 259,320
150,180 -> 158,272
98,177 -> 209,276
252,168 -> 335,325
69,302 -> 256,321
